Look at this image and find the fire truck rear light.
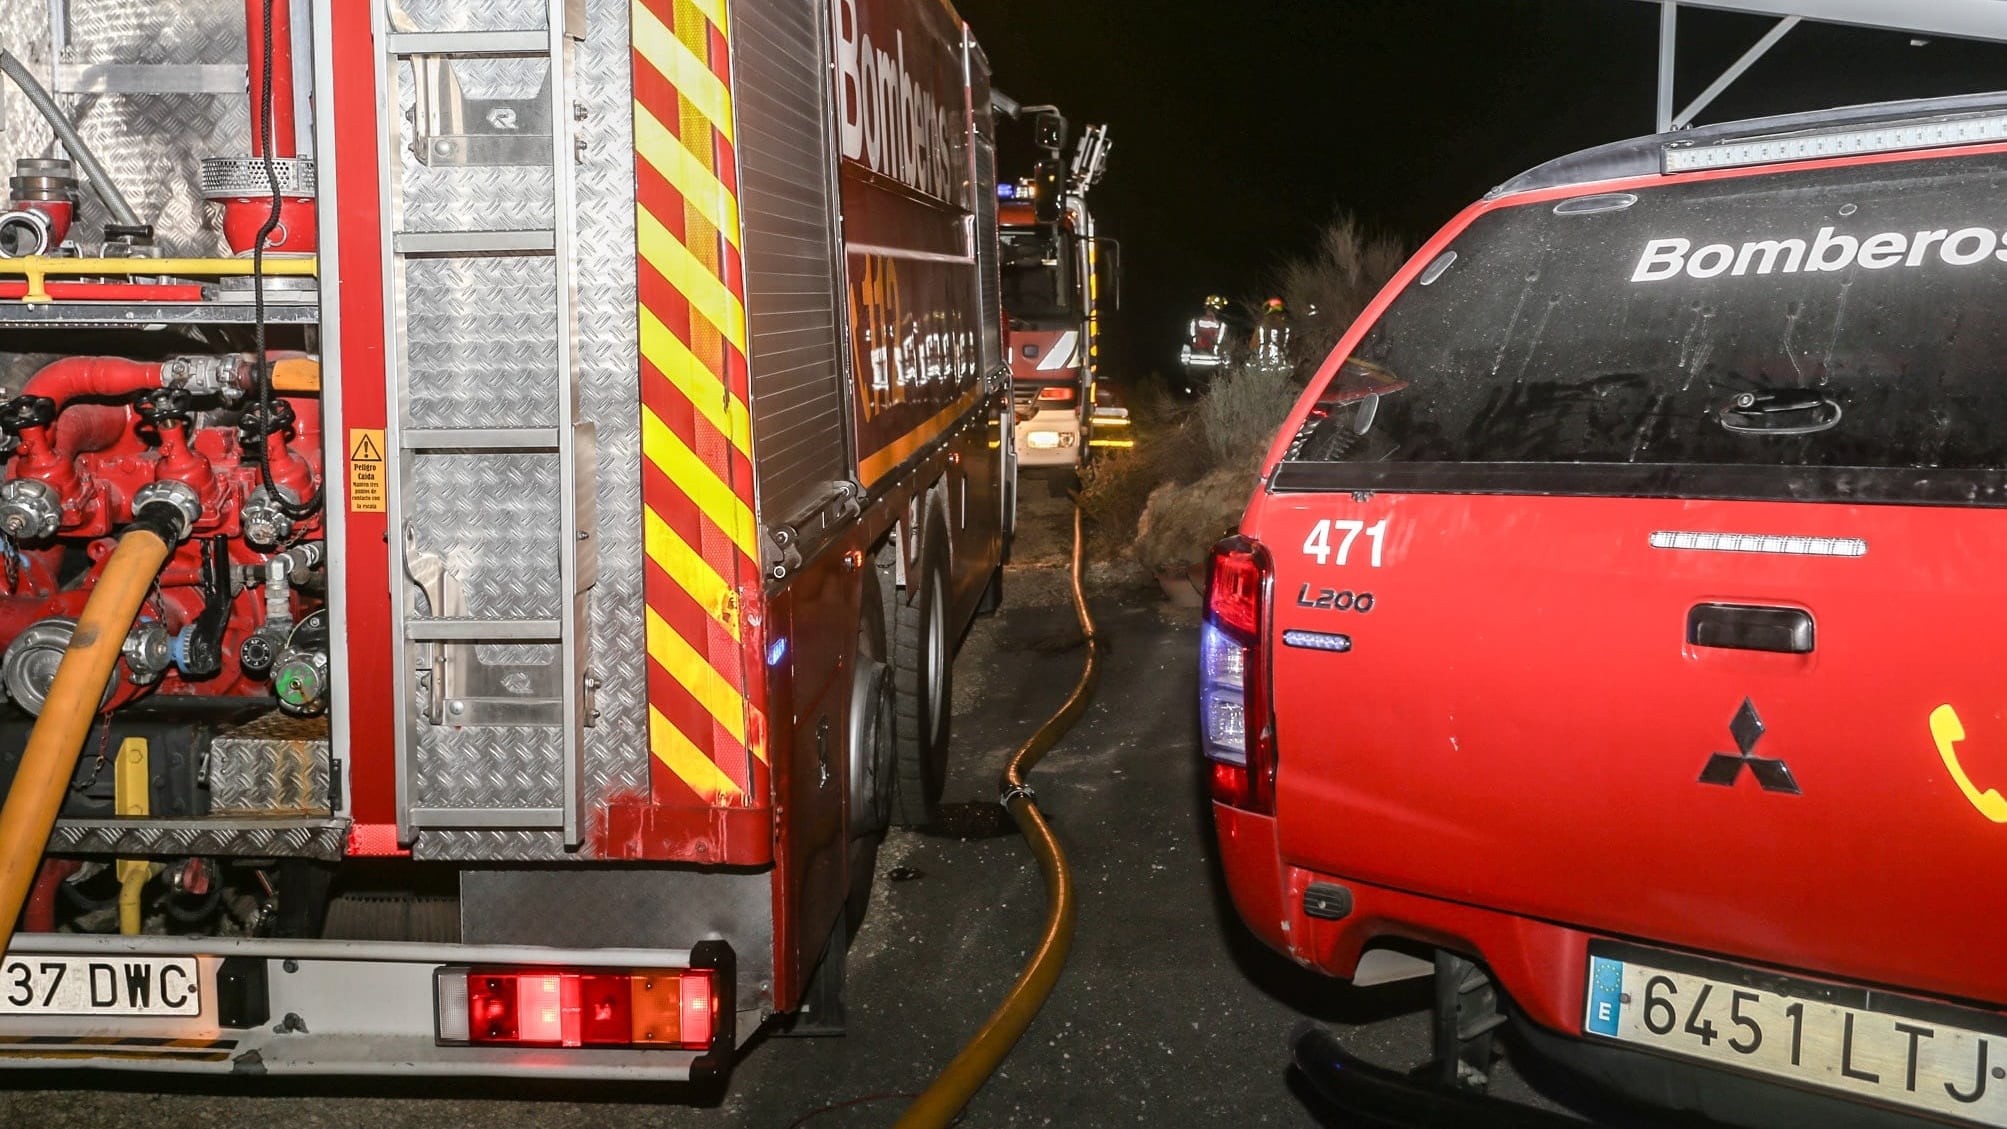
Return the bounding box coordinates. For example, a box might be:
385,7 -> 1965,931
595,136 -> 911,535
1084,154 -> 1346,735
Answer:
1035,385 -> 1076,404
438,968 -> 716,1050
680,972 -> 715,1046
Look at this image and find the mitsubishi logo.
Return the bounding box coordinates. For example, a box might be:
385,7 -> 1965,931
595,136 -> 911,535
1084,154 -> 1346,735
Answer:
1699,698 -> 1800,794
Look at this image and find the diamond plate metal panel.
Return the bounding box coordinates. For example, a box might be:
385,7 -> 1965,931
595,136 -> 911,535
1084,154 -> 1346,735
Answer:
207,712 -> 331,814
1,1 -> 256,257
412,828 -> 567,862
396,0 -> 548,34
49,819 -> 348,861
412,724 -> 563,810
403,254 -> 561,431
392,56 -> 556,234
403,0 -> 651,861
408,452 -> 563,619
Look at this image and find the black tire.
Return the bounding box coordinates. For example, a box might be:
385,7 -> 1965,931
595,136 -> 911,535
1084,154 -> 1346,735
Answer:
847,567 -> 895,924
890,510 -> 951,827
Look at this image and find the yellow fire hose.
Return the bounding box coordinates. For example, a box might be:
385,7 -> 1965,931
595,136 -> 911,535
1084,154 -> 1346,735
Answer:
891,504 -> 1100,1129
0,508 -> 181,955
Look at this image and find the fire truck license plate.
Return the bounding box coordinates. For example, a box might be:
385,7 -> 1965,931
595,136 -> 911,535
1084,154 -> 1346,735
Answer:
0,956 -> 200,1018
1585,952 -> 2007,1126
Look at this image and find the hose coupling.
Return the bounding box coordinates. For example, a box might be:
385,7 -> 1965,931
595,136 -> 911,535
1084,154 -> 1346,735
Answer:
0,478 -> 60,541
160,354 -> 250,402
130,481 -> 201,543
999,782 -> 1038,808
241,486 -> 297,549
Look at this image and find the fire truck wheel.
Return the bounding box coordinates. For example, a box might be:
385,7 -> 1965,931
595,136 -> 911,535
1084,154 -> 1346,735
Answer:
847,572 -> 894,923
891,512 -> 951,826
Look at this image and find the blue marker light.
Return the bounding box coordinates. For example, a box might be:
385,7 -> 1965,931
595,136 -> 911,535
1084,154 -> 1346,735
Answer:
766,637 -> 788,667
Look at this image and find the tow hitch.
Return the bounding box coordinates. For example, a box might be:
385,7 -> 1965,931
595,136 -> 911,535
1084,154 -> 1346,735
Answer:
1291,1023 -> 1597,1129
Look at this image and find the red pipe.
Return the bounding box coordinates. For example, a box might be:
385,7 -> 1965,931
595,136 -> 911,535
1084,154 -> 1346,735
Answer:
21,858 -> 80,934
246,0 -> 298,160
51,404 -> 134,456
20,356 -> 164,410
0,282 -> 208,302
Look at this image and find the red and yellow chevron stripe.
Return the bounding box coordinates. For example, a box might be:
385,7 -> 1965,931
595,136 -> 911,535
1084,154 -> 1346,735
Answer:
630,0 -> 769,834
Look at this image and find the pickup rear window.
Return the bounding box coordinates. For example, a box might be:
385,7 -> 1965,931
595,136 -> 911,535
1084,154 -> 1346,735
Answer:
1282,150 -> 2007,505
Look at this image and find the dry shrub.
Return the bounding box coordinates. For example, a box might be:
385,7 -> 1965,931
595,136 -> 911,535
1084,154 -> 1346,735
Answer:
1197,358 -> 1296,467
1132,462 -> 1259,576
1274,212 -> 1406,365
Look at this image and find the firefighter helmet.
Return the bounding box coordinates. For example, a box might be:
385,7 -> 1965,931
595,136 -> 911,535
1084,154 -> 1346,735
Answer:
1264,297 -> 1286,312
1204,294 -> 1227,311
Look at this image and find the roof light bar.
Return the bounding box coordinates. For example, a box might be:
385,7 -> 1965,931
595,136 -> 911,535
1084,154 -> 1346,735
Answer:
1662,112 -> 2007,172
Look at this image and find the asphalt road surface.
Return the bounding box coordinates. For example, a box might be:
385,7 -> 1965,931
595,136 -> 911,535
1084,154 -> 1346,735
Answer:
0,470 -> 1590,1129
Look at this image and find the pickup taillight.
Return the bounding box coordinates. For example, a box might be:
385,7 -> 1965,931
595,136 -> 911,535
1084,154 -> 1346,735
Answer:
1202,536 -> 1274,814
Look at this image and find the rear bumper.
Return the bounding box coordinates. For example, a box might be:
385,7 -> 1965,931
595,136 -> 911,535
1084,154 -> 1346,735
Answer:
0,933 -> 739,1079
1214,802 -> 1592,1035
1216,805 -> 1973,1129
1015,410 -> 1083,466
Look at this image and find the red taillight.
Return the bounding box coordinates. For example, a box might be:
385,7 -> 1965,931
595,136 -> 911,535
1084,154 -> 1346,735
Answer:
1202,536 -> 1274,814
444,968 -> 718,1050
1035,384 -> 1077,404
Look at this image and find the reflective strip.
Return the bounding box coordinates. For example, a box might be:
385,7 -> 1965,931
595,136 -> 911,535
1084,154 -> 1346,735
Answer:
857,383 -> 987,487
649,705 -> 745,802
633,0 -> 760,818
638,205 -> 747,350
644,507 -> 739,642
641,407 -> 758,562
634,103 -> 741,250
1036,330 -> 1079,370
632,3 -> 735,145
640,304 -> 752,453
647,607 -> 748,745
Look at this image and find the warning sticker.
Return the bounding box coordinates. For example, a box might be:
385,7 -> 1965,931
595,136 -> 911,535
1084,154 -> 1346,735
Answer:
348,429 -> 386,514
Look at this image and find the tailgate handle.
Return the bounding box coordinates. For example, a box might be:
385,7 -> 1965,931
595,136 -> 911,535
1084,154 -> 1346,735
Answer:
1687,603 -> 1814,655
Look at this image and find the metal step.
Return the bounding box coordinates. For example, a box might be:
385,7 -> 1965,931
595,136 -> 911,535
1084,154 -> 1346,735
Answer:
404,618 -> 561,643
392,229 -> 556,256
387,30 -> 548,57
402,427 -> 560,451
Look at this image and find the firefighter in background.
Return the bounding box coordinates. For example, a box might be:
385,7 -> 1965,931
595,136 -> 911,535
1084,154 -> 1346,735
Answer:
1253,296 -> 1292,365
1179,294 -> 1231,390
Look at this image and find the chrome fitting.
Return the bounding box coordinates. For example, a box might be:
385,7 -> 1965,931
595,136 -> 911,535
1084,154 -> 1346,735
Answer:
0,478 -> 60,541
159,354 -> 251,402
0,206 -> 55,259
122,621 -> 172,684
132,480 -> 202,542
241,487 -> 296,549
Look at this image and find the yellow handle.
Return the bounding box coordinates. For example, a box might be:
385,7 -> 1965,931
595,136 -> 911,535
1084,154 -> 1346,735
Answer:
1930,705 -> 2007,824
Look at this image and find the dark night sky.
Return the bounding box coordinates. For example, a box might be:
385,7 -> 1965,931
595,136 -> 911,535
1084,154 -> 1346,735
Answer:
949,0 -> 2007,378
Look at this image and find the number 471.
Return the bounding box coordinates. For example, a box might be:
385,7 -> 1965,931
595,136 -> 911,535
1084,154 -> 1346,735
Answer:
1303,519 -> 1389,567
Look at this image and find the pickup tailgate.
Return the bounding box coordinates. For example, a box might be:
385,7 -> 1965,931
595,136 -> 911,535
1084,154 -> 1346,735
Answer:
1265,490 -> 2007,1005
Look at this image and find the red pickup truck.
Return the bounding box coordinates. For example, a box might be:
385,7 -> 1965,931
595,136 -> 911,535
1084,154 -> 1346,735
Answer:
1209,93 -> 2007,1128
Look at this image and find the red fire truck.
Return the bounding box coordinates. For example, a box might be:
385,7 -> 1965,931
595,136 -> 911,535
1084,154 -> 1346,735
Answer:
1214,30 -> 2007,1129
997,110 -> 1113,467
0,0 -> 1007,1080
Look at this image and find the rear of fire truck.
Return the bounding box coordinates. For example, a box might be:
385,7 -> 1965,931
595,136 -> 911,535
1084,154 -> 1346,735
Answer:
1000,114 -> 1110,468
0,0 -> 1005,1080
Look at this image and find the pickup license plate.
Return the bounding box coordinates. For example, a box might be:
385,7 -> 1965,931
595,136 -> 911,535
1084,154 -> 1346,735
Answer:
1585,950 -> 2007,1126
0,956 -> 201,1018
